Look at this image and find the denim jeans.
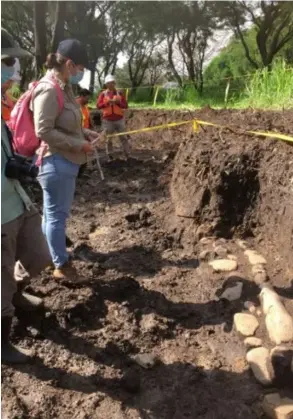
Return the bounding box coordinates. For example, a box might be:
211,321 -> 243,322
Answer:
38,154 -> 79,268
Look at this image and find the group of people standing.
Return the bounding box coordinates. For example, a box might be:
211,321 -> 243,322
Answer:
1,29 -> 130,363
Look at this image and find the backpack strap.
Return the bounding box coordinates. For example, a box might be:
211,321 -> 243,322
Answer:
36,77 -> 64,113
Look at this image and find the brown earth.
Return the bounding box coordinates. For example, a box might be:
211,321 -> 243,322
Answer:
2,109 -> 293,419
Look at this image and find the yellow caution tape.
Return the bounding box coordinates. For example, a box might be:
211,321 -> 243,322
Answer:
106,118 -> 293,144
107,120 -> 192,138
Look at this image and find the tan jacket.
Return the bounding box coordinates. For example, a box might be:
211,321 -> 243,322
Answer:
31,70 -> 93,165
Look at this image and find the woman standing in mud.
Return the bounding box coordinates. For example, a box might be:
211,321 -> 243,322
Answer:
31,39 -> 99,281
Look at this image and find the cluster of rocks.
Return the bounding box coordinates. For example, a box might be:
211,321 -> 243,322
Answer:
199,237 -> 293,419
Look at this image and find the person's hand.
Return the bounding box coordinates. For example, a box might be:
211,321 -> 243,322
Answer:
81,140 -> 98,154
114,95 -> 121,104
87,131 -> 100,144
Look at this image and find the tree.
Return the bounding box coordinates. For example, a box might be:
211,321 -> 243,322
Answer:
33,1 -> 47,75
65,1 -> 112,92
144,53 -> 166,86
51,1 -> 67,52
1,1 -> 34,51
95,2 -> 132,88
216,1 -> 293,69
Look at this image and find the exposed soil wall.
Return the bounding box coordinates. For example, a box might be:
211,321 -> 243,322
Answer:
98,108 -> 293,273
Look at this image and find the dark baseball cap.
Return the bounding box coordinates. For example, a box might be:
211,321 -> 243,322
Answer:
57,39 -> 89,68
1,29 -> 31,59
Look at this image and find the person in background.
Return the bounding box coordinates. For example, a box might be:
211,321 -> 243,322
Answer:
76,88 -> 92,178
1,29 -> 51,364
76,88 -> 91,129
97,74 -> 130,161
31,39 -> 99,281
1,58 -> 20,122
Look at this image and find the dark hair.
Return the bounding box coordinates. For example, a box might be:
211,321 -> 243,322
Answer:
45,53 -> 67,70
79,88 -> 91,97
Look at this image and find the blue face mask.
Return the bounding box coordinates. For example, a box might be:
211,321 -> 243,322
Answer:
1,64 -> 15,86
69,70 -> 84,85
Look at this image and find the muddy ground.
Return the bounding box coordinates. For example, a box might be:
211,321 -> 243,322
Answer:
2,109 -> 293,419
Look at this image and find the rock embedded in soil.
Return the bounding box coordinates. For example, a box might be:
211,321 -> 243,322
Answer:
260,287 -> 293,344
252,264 -> 266,276
246,347 -> 274,386
208,259 -> 238,272
199,249 -> 216,261
251,263 -> 268,285
133,353 -> 158,369
244,250 -> 267,266
199,237 -> 214,245
237,240 -> 249,250
244,337 -> 263,349
234,313 -> 259,336
254,272 -> 268,285
214,245 -> 228,258
263,393 -> 293,419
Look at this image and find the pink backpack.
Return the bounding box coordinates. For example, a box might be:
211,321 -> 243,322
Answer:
8,78 -> 64,158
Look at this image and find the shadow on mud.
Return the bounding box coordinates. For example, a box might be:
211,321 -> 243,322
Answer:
9,352 -> 262,419
274,280 -> 293,300
72,243 -> 199,278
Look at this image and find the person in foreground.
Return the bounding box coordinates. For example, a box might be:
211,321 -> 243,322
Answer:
31,39 -> 99,281
97,74 -> 130,161
1,29 -> 51,364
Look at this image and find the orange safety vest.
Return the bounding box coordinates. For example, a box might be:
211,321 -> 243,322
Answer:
81,104 -> 90,128
1,93 -> 15,122
102,92 -> 124,118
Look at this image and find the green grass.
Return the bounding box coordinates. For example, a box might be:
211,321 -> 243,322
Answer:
128,61 -> 293,110
9,61 -> 291,111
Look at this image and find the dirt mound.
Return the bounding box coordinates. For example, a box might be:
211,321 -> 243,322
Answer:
166,111 -> 293,273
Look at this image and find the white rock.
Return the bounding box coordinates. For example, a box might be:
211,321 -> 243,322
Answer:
244,337 -> 263,349
244,249 -> 267,265
260,288 -> 293,344
227,254 -> 238,261
254,272 -> 268,285
246,347 -> 273,386
220,282 -> 243,301
209,259 -> 238,272
252,264 -> 266,276
263,393 -> 293,419
234,313 -> 259,336
133,353 -> 158,369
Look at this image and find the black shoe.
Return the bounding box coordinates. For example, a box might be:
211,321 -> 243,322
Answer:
1,317 -> 32,364
13,292 -> 43,311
